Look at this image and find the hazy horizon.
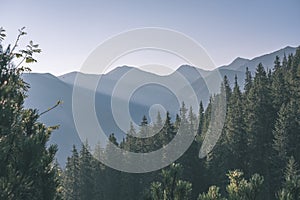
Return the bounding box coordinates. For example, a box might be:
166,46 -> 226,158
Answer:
2,0 -> 300,76
27,45 -> 298,76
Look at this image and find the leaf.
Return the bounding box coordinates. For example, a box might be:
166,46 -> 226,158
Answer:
15,53 -> 23,58
19,27 -> 27,35
25,57 -> 37,63
19,50 -> 29,54
33,49 -> 42,53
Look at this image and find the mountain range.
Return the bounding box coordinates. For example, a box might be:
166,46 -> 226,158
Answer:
22,46 -> 297,165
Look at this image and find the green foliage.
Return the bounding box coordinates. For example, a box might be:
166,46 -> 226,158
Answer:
277,157 -> 300,200
198,186 -> 224,200
63,146 -> 80,200
223,76 -> 248,170
226,170 -> 264,200
198,170 -> 263,200
0,28 -> 59,199
149,163 -> 192,200
59,46 -> 300,200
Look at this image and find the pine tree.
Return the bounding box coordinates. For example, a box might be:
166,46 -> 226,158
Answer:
226,170 -> 264,200
224,76 -> 248,172
149,163 -> 192,200
222,75 -> 232,102
244,67 -> 252,95
103,133 -> 121,200
188,106 -> 198,135
0,28 -> 59,200
277,157 -> 300,200
245,63 -> 275,197
160,111 -> 175,144
271,56 -> 289,112
63,145 -> 80,200
78,141 -> 95,200
91,157 -> 104,200
180,102 -> 188,126
197,101 -> 205,137
199,170 -> 264,200
198,186 -> 224,200
272,100 -> 300,193
124,122 -> 137,152
179,106 -> 205,199
153,111 -> 163,134
174,114 -> 181,132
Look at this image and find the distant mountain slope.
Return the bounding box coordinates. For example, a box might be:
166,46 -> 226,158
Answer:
23,73 -> 82,165
219,46 -> 296,72
23,46 -> 298,165
219,57 -> 250,70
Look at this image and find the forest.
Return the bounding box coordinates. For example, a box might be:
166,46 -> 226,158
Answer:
1,28 -> 300,200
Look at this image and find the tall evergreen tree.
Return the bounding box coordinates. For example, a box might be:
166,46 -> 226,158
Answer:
273,101 -> 300,176
246,63 -> 275,197
224,76 -> 248,172
222,75 -> 232,102
271,56 -> 289,112
244,67 -> 253,95
197,101 -> 205,137
78,142 -> 95,200
63,146 -> 80,200
103,133 -> 121,200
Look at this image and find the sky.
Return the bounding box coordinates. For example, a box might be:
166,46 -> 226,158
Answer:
1,0 -> 300,75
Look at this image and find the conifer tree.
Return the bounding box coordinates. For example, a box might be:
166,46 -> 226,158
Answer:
224,76 -> 248,172
197,101 -> 205,137
273,100 -> 300,187
198,186 -> 224,200
226,170 -> 264,200
271,56 -> 289,111
103,133 -> 121,200
277,157 -> 300,200
149,163 -> 192,200
244,67 -> 252,95
0,28 -> 59,200
78,142 -> 95,200
246,64 -> 274,188
63,146 -> 80,200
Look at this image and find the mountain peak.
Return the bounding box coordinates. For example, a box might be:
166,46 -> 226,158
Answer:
283,45 -> 295,50
106,65 -> 133,76
231,57 -> 250,65
221,57 -> 250,70
233,57 -> 249,62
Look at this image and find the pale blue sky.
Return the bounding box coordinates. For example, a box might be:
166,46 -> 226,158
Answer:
1,0 -> 300,75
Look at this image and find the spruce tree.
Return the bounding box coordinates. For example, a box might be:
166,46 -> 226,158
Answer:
224,76 -> 248,172
78,142 -> 95,200
245,63 -> 275,197
63,146 -> 80,200
103,133 -> 121,200
271,56 -> 289,112
244,67 -> 252,95
197,101 -> 205,137
273,101 -> 300,180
